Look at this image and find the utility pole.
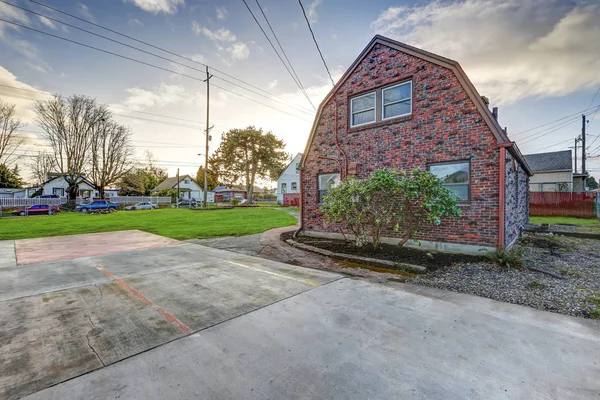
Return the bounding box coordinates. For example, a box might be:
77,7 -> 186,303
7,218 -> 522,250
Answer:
582,114 -> 587,174
176,168 -> 180,208
203,66 -> 213,209
574,138 -> 579,173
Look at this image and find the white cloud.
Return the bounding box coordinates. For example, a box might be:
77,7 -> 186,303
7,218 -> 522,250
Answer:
124,0 -> 184,15
216,6 -> 228,20
226,42 -> 249,61
38,16 -> 56,29
77,3 -> 95,22
118,83 -> 187,111
371,0 -> 600,104
191,21 -> 236,42
267,80 -> 278,89
0,65 -> 51,123
306,0 -> 321,24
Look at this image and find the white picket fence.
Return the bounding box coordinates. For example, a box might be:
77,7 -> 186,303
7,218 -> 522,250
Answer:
0,196 -> 172,208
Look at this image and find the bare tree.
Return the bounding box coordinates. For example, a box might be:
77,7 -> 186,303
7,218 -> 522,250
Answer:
34,95 -> 110,204
89,120 -> 133,198
29,150 -> 55,185
0,100 -> 25,165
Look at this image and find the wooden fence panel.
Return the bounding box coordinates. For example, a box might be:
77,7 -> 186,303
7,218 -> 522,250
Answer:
529,192 -> 597,218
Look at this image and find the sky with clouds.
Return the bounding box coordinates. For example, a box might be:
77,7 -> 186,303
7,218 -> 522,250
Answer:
1,0 -> 600,184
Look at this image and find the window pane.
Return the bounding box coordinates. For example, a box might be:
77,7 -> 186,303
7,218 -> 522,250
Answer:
351,93 -> 375,113
318,173 -> 341,190
446,185 -> 468,201
383,83 -> 411,104
352,109 -> 375,126
383,101 -> 411,119
430,162 -> 469,184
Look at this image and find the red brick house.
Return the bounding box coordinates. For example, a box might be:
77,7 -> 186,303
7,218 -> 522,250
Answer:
299,35 -> 532,253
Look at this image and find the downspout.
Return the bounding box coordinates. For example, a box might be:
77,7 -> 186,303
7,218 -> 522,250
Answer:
497,143 -> 513,248
333,102 -> 348,178
294,167 -> 304,239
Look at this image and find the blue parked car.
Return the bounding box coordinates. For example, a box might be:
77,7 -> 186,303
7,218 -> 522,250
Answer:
75,200 -> 120,213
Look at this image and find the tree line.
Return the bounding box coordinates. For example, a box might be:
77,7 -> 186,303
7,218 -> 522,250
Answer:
1,96 -> 290,203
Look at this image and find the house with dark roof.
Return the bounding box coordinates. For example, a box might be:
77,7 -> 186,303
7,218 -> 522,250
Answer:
152,175 -> 211,201
299,35 -> 532,252
39,174 -> 118,199
523,150 -> 584,192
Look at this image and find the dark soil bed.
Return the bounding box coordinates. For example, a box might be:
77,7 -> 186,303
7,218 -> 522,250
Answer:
293,236 -> 487,269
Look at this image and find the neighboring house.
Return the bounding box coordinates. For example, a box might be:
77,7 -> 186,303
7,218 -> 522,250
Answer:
523,150 -> 585,192
213,186 -> 246,202
277,153 -> 302,205
152,175 -> 212,201
40,174 -> 121,199
300,35 -> 532,253
0,188 -> 26,198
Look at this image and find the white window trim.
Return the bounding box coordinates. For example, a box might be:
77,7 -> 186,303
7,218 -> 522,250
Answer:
350,92 -> 376,128
382,81 -> 412,121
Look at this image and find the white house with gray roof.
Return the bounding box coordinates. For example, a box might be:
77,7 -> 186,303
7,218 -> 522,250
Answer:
523,150 -> 585,192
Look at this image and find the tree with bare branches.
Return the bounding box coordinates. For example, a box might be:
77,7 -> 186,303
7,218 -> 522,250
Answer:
89,120 -> 133,198
28,150 -> 55,185
0,100 -> 25,165
34,95 -> 110,204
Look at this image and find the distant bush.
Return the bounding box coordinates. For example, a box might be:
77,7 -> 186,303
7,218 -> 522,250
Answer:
231,198 -> 241,206
486,247 -> 525,269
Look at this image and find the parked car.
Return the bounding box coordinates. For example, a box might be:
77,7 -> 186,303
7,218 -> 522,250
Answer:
75,200 -> 120,213
12,205 -> 60,216
125,202 -> 159,211
177,199 -> 197,207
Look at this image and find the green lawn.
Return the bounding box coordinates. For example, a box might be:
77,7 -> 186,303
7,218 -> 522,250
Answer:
529,216 -> 600,227
0,208 -> 298,241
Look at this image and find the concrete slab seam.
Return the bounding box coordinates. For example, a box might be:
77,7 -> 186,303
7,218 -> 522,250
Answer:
227,261 -> 320,287
92,262 -> 192,335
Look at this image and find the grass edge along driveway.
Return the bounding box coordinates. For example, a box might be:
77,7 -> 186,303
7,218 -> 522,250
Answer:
0,208 -> 298,241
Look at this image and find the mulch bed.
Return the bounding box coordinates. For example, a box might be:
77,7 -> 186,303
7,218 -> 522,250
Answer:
293,236 -> 487,270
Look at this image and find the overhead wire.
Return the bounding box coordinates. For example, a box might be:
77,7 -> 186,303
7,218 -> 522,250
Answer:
26,0 -> 314,114
297,0 -> 334,86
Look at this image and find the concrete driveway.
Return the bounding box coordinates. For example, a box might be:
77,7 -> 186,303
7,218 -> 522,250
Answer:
1,230 -> 599,399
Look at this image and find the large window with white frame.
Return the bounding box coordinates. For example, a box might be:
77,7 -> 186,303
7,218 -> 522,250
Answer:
428,161 -> 470,202
350,92 -> 376,127
382,81 -> 412,120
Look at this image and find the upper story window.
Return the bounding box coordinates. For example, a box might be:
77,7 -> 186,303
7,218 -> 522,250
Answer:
184,178 -> 190,184
281,183 -> 287,192
349,80 -> 412,128
295,163 -> 300,173
291,182 -> 297,191
350,92 -> 376,127
428,161 -> 470,202
382,81 -> 412,120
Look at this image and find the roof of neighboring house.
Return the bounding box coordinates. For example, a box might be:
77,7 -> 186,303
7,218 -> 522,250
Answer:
40,174 -> 95,188
152,175 -> 195,191
277,153 -> 303,181
300,35 -> 533,176
213,186 -> 247,193
523,150 -> 572,173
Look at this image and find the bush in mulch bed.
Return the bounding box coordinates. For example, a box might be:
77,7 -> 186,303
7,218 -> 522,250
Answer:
293,236 -> 487,270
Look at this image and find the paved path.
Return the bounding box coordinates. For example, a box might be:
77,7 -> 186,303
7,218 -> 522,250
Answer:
25,279 -> 600,400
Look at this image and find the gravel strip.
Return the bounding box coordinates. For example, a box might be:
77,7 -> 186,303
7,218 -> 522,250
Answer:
412,233 -> 600,319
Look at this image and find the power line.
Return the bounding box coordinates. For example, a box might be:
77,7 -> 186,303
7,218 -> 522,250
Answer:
0,17 -> 313,122
1,0 -> 315,117
518,116 -> 582,145
253,0 -> 313,110
241,0 -> 316,111
511,104 -> 600,137
297,0 -> 334,86
26,0 -> 314,114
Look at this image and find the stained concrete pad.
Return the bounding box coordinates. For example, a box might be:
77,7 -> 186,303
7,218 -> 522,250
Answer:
24,279 -> 600,400
0,234 -> 341,400
14,230 -> 182,265
0,240 -> 16,268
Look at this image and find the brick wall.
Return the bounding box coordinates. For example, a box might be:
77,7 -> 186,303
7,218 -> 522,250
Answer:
504,151 -> 530,246
302,43 -> 505,247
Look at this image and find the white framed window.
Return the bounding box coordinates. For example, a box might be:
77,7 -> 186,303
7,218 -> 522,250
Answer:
281,183 -> 287,193
428,161 -> 470,202
184,178 -> 190,184
318,173 -> 341,203
291,182 -> 297,191
53,188 -> 64,197
350,92 -> 376,127
382,81 -> 412,120
295,163 -> 300,174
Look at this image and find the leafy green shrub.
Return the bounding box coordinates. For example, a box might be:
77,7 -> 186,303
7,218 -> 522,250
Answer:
230,198 -> 241,206
486,247 -> 525,269
321,168 -> 461,249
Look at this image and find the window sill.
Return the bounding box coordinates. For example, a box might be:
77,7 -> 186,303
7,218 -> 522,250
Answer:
348,114 -> 412,133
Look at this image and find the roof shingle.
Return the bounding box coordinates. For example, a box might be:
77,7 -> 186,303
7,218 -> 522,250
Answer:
523,150 -> 572,173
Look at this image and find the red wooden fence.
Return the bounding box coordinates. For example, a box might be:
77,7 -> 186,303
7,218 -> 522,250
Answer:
529,192 -> 597,218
